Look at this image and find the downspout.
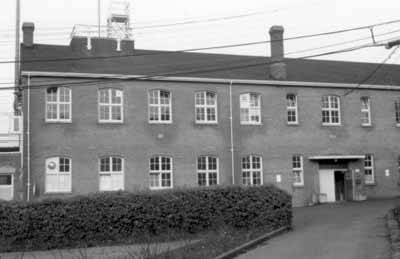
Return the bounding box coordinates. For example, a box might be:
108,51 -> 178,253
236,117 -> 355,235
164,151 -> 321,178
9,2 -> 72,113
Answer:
229,81 -> 235,184
27,73 -> 31,201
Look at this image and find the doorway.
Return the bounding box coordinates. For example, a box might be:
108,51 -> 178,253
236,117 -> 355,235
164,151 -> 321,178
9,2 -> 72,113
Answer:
319,169 -> 349,203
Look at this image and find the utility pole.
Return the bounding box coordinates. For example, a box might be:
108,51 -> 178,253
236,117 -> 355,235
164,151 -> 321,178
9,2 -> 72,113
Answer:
98,0 -> 101,37
14,0 -> 20,100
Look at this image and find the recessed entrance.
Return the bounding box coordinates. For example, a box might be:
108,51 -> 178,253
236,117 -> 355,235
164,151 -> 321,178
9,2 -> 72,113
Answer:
319,169 -> 350,203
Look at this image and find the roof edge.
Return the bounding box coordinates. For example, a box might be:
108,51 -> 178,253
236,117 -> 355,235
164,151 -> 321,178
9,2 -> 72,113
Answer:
21,71 -> 400,91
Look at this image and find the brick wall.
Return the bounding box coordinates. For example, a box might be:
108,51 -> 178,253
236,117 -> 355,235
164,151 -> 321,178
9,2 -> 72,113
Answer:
22,77 -> 400,206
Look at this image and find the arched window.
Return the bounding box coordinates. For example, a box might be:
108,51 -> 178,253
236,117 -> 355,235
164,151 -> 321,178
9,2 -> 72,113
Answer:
98,89 -> 123,122
240,93 -> 261,124
46,87 -> 71,122
148,90 -> 172,123
241,155 -> 262,186
197,156 -> 218,186
149,156 -> 172,189
99,156 -> 124,191
195,91 -> 217,123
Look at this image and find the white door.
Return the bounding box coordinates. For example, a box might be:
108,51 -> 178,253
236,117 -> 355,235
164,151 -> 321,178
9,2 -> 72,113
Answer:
319,169 -> 335,203
0,174 -> 13,201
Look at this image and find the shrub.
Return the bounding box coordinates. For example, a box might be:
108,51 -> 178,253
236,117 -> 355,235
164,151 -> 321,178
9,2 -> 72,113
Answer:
0,185 -> 291,252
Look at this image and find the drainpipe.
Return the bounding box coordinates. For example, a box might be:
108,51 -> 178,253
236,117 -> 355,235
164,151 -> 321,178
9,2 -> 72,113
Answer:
26,73 -> 31,201
229,81 -> 235,184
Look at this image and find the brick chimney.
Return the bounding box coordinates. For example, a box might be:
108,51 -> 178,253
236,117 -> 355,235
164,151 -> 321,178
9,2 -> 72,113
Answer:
22,22 -> 35,47
269,25 -> 287,80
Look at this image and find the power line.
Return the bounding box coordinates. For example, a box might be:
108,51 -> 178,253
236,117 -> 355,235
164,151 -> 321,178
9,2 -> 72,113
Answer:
343,45 -> 400,96
0,41 -> 389,93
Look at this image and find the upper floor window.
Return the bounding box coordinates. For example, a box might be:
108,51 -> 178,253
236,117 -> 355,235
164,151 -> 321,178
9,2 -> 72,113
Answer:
46,87 -> 71,122
149,156 -> 172,189
241,155 -> 262,186
149,90 -> 172,123
292,155 -> 304,186
98,89 -> 123,122
99,156 -> 124,191
286,94 -> 298,124
364,154 -> 375,184
395,100 -> 400,126
197,156 -> 218,186
240,93 -> 261,124
45,157 -> 71,193
361,97 -> 371,126
195,91 -> 217,123
322,95 -> 340,125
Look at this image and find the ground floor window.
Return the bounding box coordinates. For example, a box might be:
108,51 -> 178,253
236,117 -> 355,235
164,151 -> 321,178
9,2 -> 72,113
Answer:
0,174 -> 13,200
45,157 -> 71,193
197,156 -> 218,186
292,155 -> 304,186
150,156 -> 172,189
241,155 -> 262,186
99,156 -> 124,191
364,154 -> 374,184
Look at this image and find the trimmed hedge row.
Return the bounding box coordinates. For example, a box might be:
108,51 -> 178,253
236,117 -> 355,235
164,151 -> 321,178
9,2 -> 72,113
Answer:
0,185 -> 292,252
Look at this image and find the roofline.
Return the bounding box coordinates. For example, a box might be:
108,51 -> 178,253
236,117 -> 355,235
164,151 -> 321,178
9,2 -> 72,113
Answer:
21,71 -> 400,91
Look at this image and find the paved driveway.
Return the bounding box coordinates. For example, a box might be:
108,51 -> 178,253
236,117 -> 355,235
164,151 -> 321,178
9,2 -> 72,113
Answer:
236,198 -> 400,259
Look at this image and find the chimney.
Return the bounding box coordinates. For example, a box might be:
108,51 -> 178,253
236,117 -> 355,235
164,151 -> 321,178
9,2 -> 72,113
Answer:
269,25 -> 287,80
22,22 -> 35,47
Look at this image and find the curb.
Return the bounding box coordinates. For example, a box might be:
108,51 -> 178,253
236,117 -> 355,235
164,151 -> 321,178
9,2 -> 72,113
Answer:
212,226 -> 290,259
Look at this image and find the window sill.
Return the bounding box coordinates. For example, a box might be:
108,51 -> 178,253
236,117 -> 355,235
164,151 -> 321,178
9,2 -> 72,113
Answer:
240,122 -> 262,126
287,122 -> 299,126
361,124 -> 372,127
45,120 -> 72,124
321,123 -> 342,127
364,182 -> 376,186
148,121 -> 173,124
98,121 -> 124,124
195,121 -> 218,125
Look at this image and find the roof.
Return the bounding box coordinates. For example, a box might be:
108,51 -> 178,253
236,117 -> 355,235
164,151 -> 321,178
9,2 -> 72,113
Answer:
20,39 -> 400,85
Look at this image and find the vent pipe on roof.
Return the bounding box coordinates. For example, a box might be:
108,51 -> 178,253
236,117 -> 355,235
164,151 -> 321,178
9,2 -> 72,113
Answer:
22,22 -> 34,47
269,25 -> 287,80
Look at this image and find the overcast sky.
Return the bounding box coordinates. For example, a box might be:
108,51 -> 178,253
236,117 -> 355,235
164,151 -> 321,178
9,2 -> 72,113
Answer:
0,0 -> 400,130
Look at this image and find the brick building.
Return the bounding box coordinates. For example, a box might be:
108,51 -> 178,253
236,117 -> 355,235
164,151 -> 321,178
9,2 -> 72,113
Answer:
17,22 -> 400,206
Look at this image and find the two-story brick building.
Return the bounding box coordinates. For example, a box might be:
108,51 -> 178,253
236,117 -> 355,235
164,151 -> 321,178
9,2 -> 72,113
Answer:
17,22 -> 400,206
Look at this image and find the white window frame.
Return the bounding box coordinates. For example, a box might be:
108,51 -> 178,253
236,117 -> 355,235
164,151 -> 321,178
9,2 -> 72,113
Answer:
98,89 -> 124,123
45,157 -> 72,193
361,97 -> 371,126
148,89 -> 172,124
286,94 -> 298,125
99,156 -> 124,191
241,155 -> 263,186
195,91 -> 218,124
364,154 -> 375,184
395,100 -> 400,126
240,93 -> 261,125
321,95 -> 341,126
149,156 -> 173,190
45,87 -> 72,122
292,155 -> 304,186
197,156 -> 219,186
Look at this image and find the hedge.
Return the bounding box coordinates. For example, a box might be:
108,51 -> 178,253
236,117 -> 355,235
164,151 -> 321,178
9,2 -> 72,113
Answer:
0,185 -> 292,252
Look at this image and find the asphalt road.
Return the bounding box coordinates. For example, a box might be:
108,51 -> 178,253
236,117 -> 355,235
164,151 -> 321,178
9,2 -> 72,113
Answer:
236,198 -> 400,259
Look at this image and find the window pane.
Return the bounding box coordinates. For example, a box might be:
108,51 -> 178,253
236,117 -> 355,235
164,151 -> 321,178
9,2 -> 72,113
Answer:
100,105 -> 109,120
196,107 -> 205,121
209,173 -> 218,186
100,158 -> 110,172
99,89 -> 109,104
160,91 -> 170,105
150,173 -> 159,187
161,173 -> 171,187
0,175 -> 12,185
198,172 -> 207,186
111,90 -> 122,104
112,157 -> 122,172
111,106 -> 122,120
197,156 -> 206,170
206,92 -> 216,105
195,92 -> 205,105
150,157 -> 159,171
161,107 -> 170,121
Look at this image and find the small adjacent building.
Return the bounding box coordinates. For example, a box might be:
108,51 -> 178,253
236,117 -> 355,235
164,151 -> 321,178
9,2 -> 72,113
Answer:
0,114 -> 22,201
16,21 -> 400,206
